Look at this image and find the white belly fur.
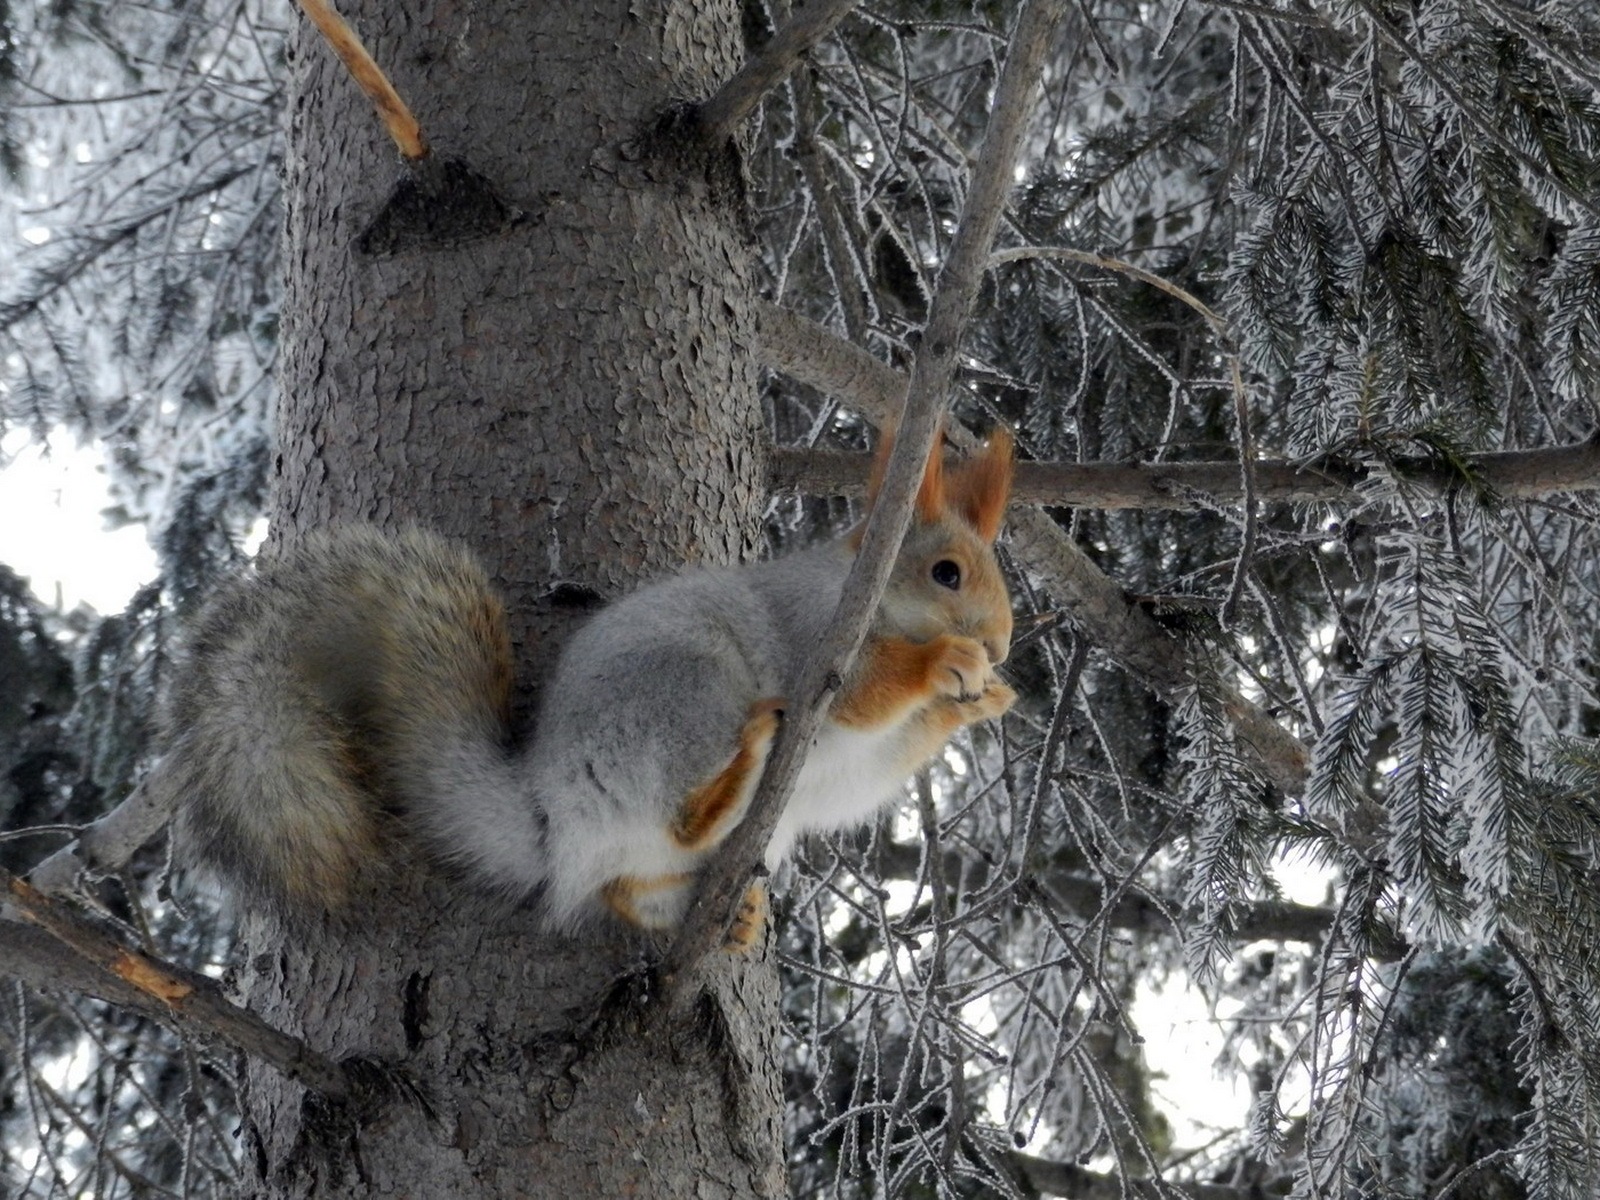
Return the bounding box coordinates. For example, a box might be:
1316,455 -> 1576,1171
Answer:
766,721 -> 908,866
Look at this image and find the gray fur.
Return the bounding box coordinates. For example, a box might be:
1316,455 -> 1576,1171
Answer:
524,546 -> 845,927
165,464 -> 1014,930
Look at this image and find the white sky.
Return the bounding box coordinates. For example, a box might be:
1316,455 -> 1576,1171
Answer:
0,427 -> 158,612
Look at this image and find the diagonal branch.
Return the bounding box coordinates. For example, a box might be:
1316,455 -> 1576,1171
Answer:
295,0 -> 427,160
662,0 -> 1071,997
695,0 -> 865,144
1,866 -> 354,1100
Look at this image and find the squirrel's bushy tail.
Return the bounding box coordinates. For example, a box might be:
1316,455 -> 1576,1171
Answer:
163,526 -> 533,915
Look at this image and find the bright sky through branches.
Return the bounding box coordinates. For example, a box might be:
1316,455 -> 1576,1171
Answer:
0,428 -> 157,612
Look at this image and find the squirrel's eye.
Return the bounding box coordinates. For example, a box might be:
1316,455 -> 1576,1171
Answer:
931,559 -> 961,590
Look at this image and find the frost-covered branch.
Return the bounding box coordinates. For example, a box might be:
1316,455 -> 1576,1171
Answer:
753,301 -> 1313,796
872,843 -> 1409,960
1010,1153 -> 1291,1199
770,438 -> 1600,509
0,165 -> 255,332
1352,0 -> 1600,221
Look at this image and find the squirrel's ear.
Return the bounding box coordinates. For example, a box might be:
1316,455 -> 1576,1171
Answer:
914,423 -> 947,525
951,428 -> 1014,542
863,423 -> 947,526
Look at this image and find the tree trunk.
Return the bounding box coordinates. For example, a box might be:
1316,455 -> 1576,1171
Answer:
253,1 -> 783,1194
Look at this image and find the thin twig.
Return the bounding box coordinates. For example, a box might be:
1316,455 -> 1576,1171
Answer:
987,245 -> 1261,625
1222,353 -> 1259,628
296,0 -> 427,160
752,300 -> 1315,796
788,54 -> 871,340
660,0 -> 1070,999
989,245 -> 1228,333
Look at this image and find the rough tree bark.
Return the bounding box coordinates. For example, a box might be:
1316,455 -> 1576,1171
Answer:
248,1 -> 784,1194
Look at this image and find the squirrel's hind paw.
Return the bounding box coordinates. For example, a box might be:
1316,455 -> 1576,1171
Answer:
723,882 -> 768,953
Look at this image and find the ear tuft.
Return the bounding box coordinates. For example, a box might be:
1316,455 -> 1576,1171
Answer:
951,428 -> 1014,541
863,422 -> 948,529
914,422 -> 947,524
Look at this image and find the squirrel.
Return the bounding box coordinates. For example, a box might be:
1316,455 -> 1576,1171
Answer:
160,429 -> 1016,940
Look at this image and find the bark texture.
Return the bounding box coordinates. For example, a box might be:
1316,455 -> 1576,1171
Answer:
256,1 -> 783,1194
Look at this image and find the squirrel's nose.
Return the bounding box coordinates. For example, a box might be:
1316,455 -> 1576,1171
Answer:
985,637 -> 1009,666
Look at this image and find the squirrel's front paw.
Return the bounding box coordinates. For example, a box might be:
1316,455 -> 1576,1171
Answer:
930,636 -> 992,703
963,677 -> 1016,722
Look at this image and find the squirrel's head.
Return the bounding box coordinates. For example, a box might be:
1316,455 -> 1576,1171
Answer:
857,426 -> 1015,666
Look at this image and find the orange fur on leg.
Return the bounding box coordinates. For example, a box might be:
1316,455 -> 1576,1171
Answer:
671,698 -> 785,851
601,872 -> 695,929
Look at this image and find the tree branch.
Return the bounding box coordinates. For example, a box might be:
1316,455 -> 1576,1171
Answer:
789,53 -> 871,340
753,301 -> 1313,796
992,245 -> 1230,333
769,439 -> 1600,508
1009,1152 -> 1291,1199
1351,0 -> 1600,221
872,842 -> 1409,960
1,866 -> 354,1100
695,0 -> 865,144
28,771 -> 174,895
662,0 -> 1070,998
296,0 -> 427,160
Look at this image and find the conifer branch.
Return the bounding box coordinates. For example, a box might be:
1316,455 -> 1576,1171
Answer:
0,867 -> 354,1100
695,0 -> 864,144
990,246 -> 1229,332
1352,0 -> 1600,221
296,0 -> 427,160
771,440 -> 1600,507
753,301 -> 1314,795
0,166 -> 254,333
1479,0 -> 1600,98
663,0 -> 1070,995
870,844 -> 1410,960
